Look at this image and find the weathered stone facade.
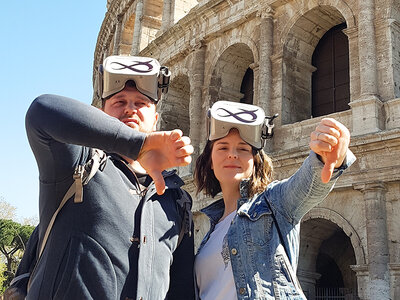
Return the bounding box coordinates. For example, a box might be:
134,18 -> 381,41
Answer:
93,1 -> 400,299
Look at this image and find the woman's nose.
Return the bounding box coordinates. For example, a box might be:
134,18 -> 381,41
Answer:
228,149 -> 238,159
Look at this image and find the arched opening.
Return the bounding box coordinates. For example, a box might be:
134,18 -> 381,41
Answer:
312,23 -> 350,117
240,67 -> 254,104
209,43 -> 254,105
282,6 -> 347,124
157,75 -> 190,137
298,218 -> 358,300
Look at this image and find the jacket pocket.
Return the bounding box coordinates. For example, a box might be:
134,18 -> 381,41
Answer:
52,232 -> 117,300
273,254 -> 304,299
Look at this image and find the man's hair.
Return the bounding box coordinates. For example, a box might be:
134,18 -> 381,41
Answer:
194,139 -> 274,198
101,80 -> 149,109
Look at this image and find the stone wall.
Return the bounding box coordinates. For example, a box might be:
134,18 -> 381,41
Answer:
93,1 -> 400,299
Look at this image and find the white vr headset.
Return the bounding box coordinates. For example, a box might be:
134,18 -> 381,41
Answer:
208,101 -> 278,149
99,55 -> 170,102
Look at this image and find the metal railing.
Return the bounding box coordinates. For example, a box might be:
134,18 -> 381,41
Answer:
315,287 -> 358,300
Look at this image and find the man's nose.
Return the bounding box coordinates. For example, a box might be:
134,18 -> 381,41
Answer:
124,103 -> 138,114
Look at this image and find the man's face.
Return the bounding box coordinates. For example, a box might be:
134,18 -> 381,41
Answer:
103,85 -> 158,133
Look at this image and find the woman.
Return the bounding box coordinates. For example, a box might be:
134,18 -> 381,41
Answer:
194,101 -> 355,300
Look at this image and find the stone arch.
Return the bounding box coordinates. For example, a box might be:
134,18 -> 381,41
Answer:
279,4 -> 355,124
302,207 -> 366,266
157,73 -> 190,137
205,34 -> 259,88
278,1 -> 356,54
298,208 -> 365,299
206,43 -> 255,106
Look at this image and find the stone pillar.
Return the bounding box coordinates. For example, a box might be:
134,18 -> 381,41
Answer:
189,43 -> 206,170
257,6 -> 274,115
103,46 -> 109,61
349,0 -> 384,134
131,0 -> 144,55
354,183 -> 390,300
112,15 -> 123,55
341,27 -> 359,103
249,62 -> 259,105
350,265 -> 369,300
389,264 -> 400,300
358,0 -> 378,97
161,0 -> 173,33
297,269 -> 321,300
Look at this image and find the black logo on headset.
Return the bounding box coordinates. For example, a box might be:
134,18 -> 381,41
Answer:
216,108 -> 258,123
110,60 -> 154,73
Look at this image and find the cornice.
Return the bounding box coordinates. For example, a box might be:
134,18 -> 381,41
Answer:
140,0 -> 260,65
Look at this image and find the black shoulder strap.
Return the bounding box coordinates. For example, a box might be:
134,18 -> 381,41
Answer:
265,199 -> 290,258
265,198 -> 306,297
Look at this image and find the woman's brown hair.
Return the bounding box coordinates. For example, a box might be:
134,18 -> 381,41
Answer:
194,139 -> 274,198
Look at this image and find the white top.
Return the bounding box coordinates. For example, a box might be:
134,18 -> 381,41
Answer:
195,210 -> 237,300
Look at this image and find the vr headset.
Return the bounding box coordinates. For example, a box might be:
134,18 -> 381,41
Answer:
208,101 -> 278,149
98,55 -> 171,102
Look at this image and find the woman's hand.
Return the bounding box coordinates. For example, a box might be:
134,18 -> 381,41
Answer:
309,118 -> 351,183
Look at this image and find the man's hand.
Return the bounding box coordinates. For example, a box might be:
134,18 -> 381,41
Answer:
309,118 -> 350,183
137,129 -> 193,195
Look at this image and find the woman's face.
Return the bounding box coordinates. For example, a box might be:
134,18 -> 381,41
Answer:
211,129 -> 254,187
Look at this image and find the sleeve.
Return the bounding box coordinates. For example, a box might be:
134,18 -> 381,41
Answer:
266,150 -> 356,224
25,94 -> 146,182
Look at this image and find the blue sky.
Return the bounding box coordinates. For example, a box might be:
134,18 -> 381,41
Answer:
0,2 -> 107,221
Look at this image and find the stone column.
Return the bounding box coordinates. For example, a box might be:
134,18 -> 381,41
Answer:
112,15 -> 123,55
161,0 -> 172,33
350,265 -> 369,300
358,0 -> 378,97
389,264 -> 400,300
354,182 -> 390,300
349,0 -> 384,134
103,46 -> 109,61
257,6 -> 274,115
131,0 -> 144,55
342,27 -> 360,103
297,269 -> 321,300
249,62 -> 259,105
189,43 -> 206,170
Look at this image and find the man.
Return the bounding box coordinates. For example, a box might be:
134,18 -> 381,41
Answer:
17,55 -> 195,299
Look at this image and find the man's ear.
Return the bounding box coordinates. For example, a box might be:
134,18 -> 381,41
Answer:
152,112 -> 159,131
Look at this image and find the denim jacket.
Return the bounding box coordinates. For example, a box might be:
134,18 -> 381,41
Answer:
197,151 -> 356,300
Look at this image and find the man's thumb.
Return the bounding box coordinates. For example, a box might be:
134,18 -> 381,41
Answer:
321,162 -> 335,183
148,170 -> 166,195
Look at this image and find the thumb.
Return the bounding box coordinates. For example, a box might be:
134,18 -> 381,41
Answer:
148,170 -> 166,195
321,161 -> 335,183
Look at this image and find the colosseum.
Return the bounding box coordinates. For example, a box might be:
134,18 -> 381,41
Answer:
92,1 -> 400,299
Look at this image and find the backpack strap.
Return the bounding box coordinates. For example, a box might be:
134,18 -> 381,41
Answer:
38,149 -> 105,257
175,189 -> 193,247
28,149 -> 106,290
73,149 -> 106,203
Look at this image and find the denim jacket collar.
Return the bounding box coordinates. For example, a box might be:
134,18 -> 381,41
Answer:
200,179 -> 251,224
